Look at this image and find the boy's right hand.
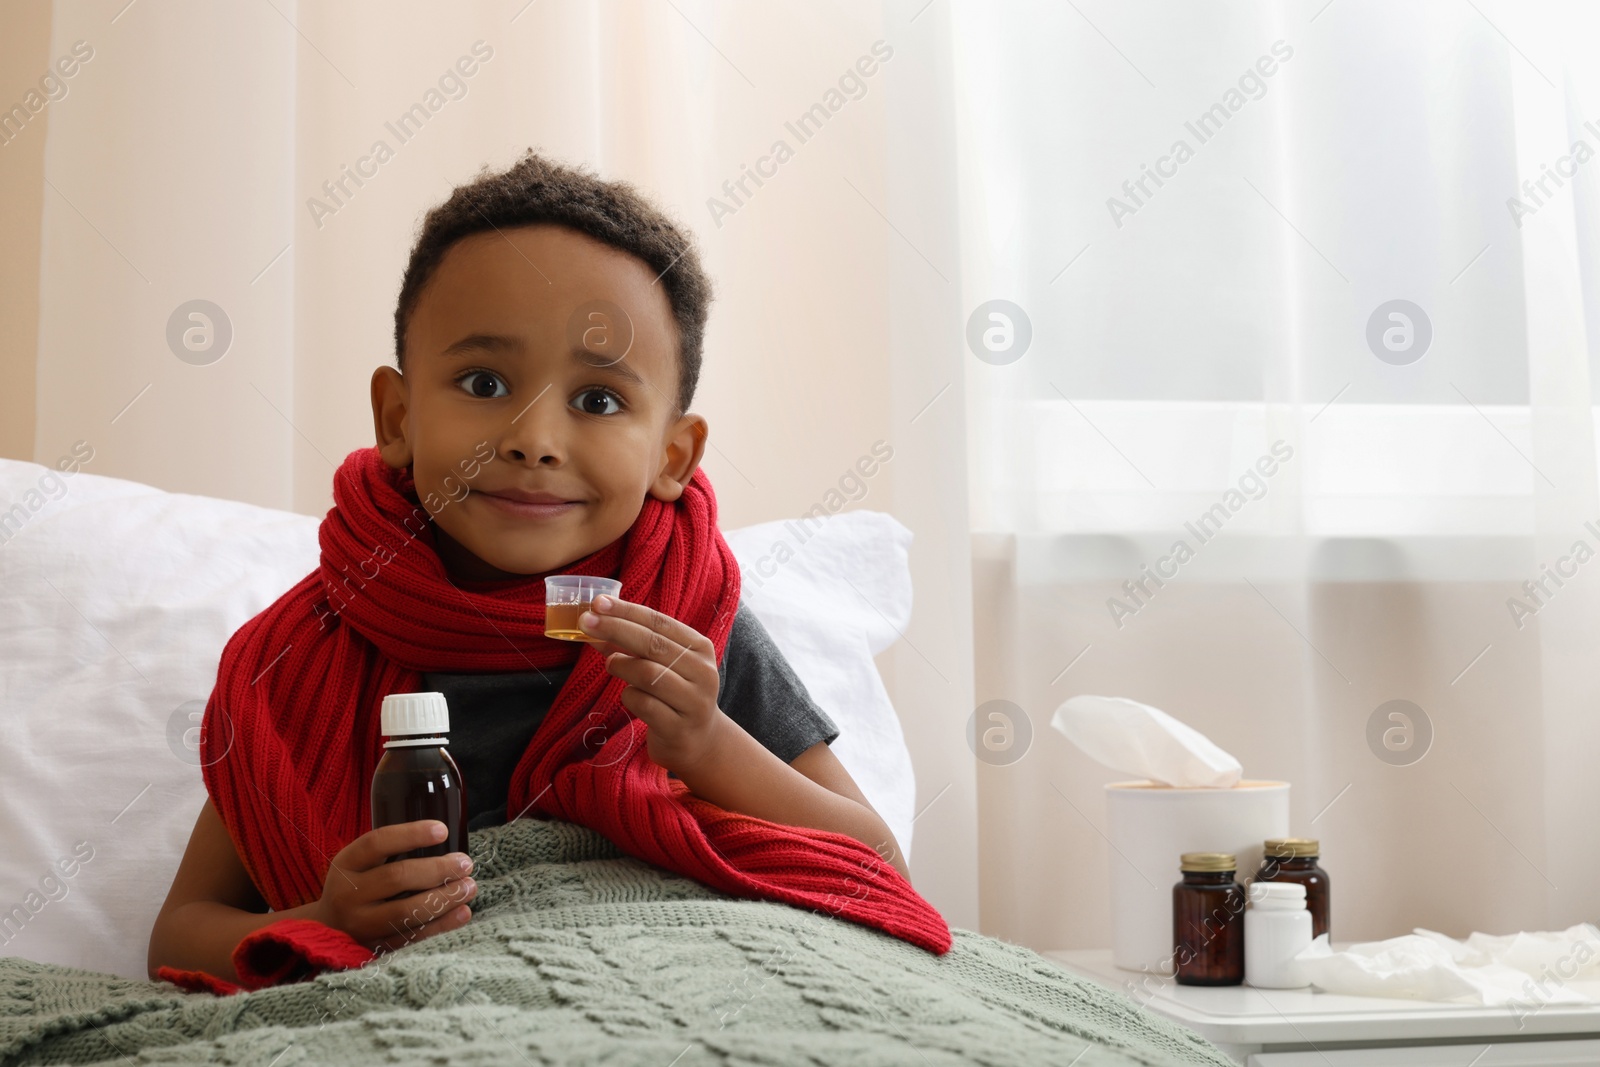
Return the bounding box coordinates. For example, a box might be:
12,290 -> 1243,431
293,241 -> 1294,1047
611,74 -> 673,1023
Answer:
305,820 -> 477,954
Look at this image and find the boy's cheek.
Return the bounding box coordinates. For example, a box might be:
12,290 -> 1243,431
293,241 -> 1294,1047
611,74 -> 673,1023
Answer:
458,442 -> 497,480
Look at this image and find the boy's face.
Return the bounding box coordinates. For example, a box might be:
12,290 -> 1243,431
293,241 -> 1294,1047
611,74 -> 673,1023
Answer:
372,224 -> 707,581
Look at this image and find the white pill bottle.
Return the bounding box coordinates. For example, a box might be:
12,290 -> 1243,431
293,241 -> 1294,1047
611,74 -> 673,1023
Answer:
1244,881 -> 1312,988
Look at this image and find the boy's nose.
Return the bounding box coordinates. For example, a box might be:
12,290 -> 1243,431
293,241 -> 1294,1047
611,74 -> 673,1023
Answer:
498,396 -> 565,466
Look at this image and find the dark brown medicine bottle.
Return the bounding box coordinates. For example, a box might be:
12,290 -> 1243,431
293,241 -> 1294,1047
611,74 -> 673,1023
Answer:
1256,838 -> 1330,941
370,692 -> 468,862
1172,852 -> 1245,986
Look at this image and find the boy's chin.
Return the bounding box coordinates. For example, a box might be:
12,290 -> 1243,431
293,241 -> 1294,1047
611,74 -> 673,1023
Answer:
432,525 -> 569,582
457,548 -> 569,580
491,556 -> 565,578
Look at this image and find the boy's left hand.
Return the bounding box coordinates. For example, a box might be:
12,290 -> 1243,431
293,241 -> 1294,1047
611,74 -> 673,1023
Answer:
579,595 -> 726,776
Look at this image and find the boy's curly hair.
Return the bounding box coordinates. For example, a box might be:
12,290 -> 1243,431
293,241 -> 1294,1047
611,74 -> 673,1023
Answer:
393,149 -> 713,413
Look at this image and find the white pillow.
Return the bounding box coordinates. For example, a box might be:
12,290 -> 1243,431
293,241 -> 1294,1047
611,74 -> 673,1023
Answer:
0,458 -> 916,980
723,512 -> 915,860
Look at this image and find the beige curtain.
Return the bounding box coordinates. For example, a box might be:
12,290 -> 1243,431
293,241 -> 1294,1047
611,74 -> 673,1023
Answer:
19,0 -> 978,927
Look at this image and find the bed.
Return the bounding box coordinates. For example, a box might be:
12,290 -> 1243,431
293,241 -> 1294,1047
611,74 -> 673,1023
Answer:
0,457 -> 1229,1065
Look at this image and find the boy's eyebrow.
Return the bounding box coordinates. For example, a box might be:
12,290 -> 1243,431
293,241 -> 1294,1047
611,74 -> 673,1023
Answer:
440,333 -> 646,388
440,333 -> 519,359
572,347 -> 645,386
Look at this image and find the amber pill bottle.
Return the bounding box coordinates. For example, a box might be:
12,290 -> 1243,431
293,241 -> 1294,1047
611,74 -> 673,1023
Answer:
1255,838 -> 1330,941
1172,852 -> 1246,986
370,692 -> 469,862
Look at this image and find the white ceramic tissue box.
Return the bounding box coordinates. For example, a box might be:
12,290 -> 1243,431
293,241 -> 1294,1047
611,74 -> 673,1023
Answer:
1105,779 -> 1289,974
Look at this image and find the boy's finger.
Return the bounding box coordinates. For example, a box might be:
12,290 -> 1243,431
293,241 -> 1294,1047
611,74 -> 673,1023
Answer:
580,634 -> 631,658
375,877 -> 476,945
365,852 -> 473,901
583,596 -> 704,655
581,610 -> 695,675
341,820 -> 449,872
619,682 -> 679,729
373,901 -> 473,954
605,651 -> 699,709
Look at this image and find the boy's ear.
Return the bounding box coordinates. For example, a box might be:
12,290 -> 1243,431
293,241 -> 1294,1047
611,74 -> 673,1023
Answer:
371,366 -> 413,469
650,413 -> 709,502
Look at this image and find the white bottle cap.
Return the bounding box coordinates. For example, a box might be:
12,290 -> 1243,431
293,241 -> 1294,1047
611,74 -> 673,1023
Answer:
380,692 -> 450,737
1249,881 -> 1307,908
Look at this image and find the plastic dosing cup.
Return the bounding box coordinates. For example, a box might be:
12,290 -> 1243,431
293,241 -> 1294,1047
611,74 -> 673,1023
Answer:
542,575 -> 622,642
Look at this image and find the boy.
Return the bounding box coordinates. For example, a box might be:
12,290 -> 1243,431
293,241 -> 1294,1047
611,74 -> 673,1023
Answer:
148,151 -> 927,984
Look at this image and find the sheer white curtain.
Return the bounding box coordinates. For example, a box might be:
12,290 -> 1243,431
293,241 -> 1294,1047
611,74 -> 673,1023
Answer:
952,0 -> 1600,951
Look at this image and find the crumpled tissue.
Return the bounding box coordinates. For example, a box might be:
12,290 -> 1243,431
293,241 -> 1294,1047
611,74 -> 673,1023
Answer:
1051,695 -> 1243,788
1295,924 -> 1600,1007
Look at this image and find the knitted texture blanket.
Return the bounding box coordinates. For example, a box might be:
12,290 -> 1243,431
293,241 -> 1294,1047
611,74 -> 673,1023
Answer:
202,447 -> 949,959
0,817 -> 1231,1067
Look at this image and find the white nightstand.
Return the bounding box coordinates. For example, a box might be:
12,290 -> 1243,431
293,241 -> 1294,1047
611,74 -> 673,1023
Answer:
1044,949 -> 1600,1066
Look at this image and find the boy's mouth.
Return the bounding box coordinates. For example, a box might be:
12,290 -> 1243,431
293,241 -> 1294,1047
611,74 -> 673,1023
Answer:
474,486 -> 583,520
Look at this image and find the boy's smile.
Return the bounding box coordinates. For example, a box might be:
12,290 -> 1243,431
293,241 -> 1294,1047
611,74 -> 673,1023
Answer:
371,224 -> 709,582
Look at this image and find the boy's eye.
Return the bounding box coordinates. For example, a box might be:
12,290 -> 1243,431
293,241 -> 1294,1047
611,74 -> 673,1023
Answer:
573,388 -> 622,416
458,371 -> 508,399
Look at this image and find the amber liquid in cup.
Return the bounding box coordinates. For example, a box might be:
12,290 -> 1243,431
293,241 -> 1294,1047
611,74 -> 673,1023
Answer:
544,600 -> 597,642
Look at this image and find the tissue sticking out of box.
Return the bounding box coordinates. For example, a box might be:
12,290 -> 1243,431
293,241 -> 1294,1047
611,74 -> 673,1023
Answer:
1051,695 -> 1243,788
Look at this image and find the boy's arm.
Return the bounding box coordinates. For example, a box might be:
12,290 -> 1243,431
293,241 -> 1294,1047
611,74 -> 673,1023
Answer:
673,722 -> 912,881
578,594 -> 912,882
151,801 -> 480,983
148,799 -> 320,982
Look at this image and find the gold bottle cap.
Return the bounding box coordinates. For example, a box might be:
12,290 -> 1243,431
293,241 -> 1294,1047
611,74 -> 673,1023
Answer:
1265,837 -> 1320,858
1179,852 -> 1237,872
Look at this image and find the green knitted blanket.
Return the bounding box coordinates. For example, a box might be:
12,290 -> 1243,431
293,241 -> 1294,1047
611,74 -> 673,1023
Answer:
0,817 -> 1230,1066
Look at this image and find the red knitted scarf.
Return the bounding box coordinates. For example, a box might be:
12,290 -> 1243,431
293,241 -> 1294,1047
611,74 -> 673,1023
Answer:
201,447 -> 951,958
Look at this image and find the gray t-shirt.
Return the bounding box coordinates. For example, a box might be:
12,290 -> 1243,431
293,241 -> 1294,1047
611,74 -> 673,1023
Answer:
424,601 -> 839,830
